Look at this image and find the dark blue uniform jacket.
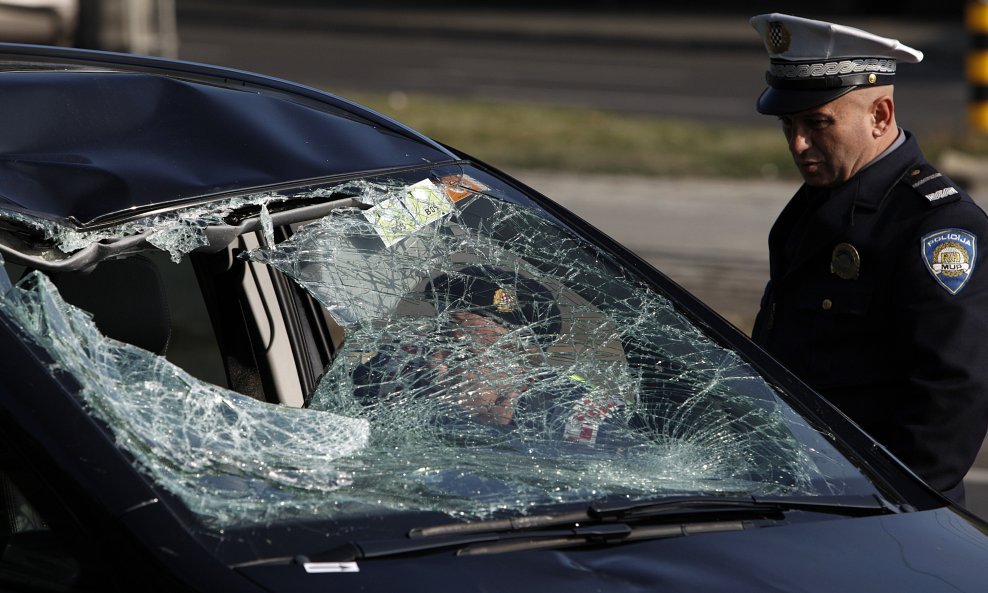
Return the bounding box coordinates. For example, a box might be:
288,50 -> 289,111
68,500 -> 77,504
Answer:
752,130 -> 988,501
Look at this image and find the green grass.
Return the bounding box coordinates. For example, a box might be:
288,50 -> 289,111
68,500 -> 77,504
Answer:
341,91 -> 799,180
339,91 -> 988,181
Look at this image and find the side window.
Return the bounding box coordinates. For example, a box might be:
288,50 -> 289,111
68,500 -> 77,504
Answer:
0,426 -> 157,593
3,234 -> 338,407
191,232 -> 335,406
147,251 -> 228,387
0,473 -> 47,535
0,454 -> 91,591
0,472 -> 79,591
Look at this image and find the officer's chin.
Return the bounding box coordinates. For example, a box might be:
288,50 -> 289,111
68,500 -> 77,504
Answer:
797,165 -> 838,188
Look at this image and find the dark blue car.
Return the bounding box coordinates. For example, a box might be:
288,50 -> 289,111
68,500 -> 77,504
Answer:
0,43 -> 986,592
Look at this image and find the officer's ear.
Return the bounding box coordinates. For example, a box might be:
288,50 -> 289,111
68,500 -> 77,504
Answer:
871,94 -> 895,138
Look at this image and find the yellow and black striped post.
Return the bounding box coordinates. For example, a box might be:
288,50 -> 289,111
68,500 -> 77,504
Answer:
969,0 -> 988,132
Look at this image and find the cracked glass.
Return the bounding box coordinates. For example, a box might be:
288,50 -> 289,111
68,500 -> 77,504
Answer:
0,267 -> 370,527
0,165 -> 876,531
9,191 -> 296,262
246,168 -> 873,521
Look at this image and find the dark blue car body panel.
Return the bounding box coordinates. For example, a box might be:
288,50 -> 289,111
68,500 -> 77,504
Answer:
239,508 -> 988,592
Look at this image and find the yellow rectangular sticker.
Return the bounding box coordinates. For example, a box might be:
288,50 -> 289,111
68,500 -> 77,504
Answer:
363,179 -> 454,248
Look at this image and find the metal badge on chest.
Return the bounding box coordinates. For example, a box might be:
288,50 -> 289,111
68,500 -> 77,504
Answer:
831,243 -> 861,280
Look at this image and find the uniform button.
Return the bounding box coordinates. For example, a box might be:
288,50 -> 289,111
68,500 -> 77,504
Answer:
822,299 -> 833,310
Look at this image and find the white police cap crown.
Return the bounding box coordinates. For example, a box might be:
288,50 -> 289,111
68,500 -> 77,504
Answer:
750,13 -> 923,115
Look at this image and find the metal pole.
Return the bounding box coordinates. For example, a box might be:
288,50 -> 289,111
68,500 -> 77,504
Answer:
155,0 -> 180,59
969,0 -> 988,132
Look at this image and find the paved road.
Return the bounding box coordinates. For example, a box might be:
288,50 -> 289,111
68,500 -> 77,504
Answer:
175,3 -> 988,517
176,3 -> 970,137
515,172 -> 783,330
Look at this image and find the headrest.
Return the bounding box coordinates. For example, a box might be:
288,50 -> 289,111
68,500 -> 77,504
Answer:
47,255 -> 172,355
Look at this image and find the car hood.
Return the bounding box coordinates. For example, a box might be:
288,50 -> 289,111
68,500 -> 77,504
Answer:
237,508 -> 988,593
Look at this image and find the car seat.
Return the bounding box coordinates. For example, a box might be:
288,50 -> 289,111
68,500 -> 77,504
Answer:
45,255 -> 172,355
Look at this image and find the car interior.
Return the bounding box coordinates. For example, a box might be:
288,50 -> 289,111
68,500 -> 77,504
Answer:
0,218 -> 340,589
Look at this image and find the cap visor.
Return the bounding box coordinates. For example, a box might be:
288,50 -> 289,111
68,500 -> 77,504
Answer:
756,86 -> 856,115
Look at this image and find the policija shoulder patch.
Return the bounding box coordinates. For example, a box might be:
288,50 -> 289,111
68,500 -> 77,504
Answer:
921,228 -> 977,295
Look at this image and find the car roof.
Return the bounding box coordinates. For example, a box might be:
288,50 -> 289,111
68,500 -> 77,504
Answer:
0,43 -> 458,227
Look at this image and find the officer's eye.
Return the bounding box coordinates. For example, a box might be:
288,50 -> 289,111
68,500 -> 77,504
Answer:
777,117 -> 793,135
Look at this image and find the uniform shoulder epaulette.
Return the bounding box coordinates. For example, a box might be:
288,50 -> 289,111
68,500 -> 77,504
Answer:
903,163 -> 963,207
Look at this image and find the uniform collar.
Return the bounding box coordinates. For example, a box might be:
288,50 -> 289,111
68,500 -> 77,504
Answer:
856,127 -> 907,177
844,128 -> 921,214
768,129 -> 922,279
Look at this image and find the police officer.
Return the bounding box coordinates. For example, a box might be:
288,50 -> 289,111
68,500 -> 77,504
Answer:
749,13 -> 988,504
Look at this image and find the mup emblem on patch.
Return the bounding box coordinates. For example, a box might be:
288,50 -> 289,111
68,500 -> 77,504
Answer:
921,228 -> 977,295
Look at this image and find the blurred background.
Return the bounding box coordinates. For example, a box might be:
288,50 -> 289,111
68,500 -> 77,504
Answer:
3,0 -> 988,514
3,0 -> 984,331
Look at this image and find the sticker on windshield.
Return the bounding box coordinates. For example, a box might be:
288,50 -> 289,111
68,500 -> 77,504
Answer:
304,562 -> 360,574
440,173 -> 489,202
363,179 -> 454,247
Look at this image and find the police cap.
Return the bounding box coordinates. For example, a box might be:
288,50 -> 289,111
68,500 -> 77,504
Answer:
425,265 -> 562,337
750,13 -> 923,115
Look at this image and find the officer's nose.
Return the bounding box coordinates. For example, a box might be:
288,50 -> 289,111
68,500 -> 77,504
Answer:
788,129 -> 812,155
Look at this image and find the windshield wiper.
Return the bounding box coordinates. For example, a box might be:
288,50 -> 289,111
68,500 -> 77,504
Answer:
589,494 -> 898,521
321,523 -> 634,560
452,520 -> 749,556
297,494 -> 895,562
308,519 -> 750,561
408,509 -> 591,539
409,494 -> 895,541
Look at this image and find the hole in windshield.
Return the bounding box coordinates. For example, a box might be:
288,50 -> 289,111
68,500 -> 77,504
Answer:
0,166 -> 877,530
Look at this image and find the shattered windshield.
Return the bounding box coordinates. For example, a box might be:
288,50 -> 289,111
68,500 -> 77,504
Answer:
0,165 -> 877,531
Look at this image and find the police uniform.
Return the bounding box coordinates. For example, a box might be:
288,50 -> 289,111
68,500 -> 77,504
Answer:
749,14 -> 988,503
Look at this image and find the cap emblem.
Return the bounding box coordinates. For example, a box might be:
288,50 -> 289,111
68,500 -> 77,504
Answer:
493,288 -> 518,313
766,21 -> 791,53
